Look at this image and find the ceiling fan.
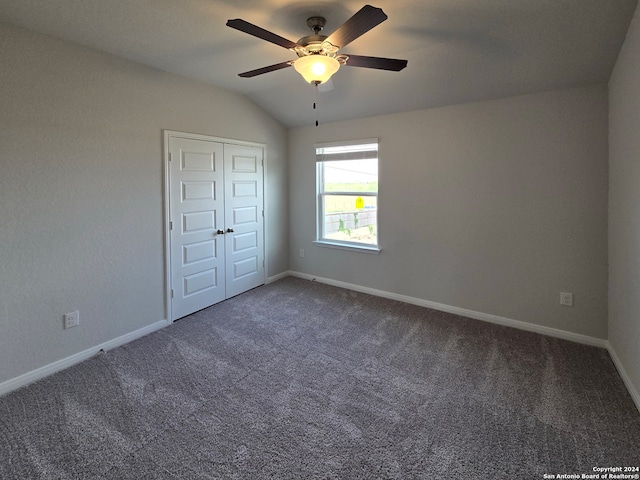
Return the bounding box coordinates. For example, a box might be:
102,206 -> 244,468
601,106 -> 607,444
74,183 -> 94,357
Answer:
226,5 -> 408,85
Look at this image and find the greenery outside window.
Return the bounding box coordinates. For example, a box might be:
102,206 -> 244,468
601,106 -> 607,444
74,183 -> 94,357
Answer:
315,139 -> 379,253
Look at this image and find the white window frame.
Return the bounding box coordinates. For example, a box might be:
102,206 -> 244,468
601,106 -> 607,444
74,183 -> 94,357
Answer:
314,138 -> 380,254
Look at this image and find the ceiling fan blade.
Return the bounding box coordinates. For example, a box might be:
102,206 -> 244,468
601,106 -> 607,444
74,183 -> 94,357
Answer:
325,5 -> 388,49
238,61 -> 294,78
342,54 -> 408,71
226,19 -> 300,50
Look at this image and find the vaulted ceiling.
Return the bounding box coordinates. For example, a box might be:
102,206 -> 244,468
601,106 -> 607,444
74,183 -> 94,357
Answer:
0,0 -> 637,127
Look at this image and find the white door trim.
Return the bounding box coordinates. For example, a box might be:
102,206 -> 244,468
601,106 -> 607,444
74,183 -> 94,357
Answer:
163,130 -> 267,323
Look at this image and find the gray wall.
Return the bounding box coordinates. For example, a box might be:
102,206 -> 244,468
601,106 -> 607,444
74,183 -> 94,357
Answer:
609,4 -> 640,401
289,85 -> 608,339
0,23 -> 288,385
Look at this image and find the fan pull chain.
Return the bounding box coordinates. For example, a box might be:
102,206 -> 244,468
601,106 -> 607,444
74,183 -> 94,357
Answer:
313,81 -> 319,127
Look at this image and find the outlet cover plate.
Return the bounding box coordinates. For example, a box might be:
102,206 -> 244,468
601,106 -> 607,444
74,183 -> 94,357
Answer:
560,292 -> 573,307
64,311 -> 80,329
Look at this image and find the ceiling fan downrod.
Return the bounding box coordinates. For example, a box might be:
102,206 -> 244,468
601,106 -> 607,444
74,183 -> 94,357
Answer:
306,16 -> 326,35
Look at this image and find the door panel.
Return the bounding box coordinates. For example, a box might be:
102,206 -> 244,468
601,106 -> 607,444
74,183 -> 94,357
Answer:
170,137 -> 225,320
224,144 -> 264,298
233,206 -> 258,225
184,269 -> 218,296
183,239 -> 216,265
233,231 -> 258,252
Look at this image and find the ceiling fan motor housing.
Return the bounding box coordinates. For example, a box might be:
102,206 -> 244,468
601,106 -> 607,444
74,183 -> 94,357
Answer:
296,17 -> 332,56
296,35 -> 329,53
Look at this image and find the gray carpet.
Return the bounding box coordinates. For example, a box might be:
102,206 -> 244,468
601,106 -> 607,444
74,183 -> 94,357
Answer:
1,277 -> 639,479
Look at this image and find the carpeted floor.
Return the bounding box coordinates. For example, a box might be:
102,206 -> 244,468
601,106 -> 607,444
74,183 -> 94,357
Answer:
1,276 -> 639,479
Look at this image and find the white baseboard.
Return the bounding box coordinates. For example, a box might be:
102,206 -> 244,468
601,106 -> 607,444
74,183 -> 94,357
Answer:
287,271 -> 607,348
266,271 -> 290,284
0,319 -> 169,398
606,342 -> 640,414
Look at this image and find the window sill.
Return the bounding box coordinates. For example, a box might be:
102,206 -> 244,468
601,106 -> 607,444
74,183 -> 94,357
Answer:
313,240 -> 381,254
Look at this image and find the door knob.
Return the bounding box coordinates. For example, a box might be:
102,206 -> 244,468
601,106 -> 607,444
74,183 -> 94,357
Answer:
226,228 -> 234,233
216,229 -> 225,235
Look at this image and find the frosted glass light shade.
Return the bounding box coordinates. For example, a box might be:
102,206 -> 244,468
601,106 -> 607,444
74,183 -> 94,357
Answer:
293,55 -> 340,84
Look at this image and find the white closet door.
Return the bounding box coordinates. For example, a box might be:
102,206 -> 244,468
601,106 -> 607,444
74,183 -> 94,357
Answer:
169,137 -> 225,320
224,144 -> 265,298
167,134 -> 265,321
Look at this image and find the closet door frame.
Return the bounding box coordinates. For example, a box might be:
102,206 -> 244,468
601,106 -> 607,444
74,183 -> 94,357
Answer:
163,130 -> 268,323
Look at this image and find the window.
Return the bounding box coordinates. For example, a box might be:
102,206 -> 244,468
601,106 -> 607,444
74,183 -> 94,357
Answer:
315,139 -> 379,252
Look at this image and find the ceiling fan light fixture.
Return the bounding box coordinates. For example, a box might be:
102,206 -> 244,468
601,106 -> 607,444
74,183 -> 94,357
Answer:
293,55 -> 340,84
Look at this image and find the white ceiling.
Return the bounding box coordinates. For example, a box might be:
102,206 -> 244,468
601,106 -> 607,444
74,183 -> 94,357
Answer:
0,0 -> 637,127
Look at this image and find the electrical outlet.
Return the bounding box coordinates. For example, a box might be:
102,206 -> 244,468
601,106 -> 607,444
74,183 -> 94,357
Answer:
300,249 -> 305,258
64,311 -> 80,329
560,292 -> 573,307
